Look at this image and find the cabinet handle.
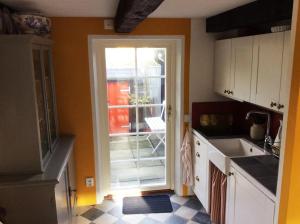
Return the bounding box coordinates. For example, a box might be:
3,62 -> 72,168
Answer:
277,104 -> 284,110
196,141 -> 200,146
224,89 -> 228,94
228,172 -> 234,176
195,176 -> 199,182
228,90 -> 234,95
196,152 -> 200,158
270,102 -> 277,108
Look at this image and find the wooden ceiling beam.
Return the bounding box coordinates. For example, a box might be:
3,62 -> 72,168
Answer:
114,0 -> 164,33
206,0 -> 293,33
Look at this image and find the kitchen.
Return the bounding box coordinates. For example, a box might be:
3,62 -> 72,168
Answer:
190,6 -> 291,222
0,0 -> 299,223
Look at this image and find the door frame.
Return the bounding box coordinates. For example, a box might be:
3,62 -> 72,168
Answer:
88,35 -> 185,203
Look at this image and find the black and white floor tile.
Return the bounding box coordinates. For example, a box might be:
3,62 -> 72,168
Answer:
72,194 -> 211,224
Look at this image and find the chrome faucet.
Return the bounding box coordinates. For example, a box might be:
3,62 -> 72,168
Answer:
246,111 -> 272,150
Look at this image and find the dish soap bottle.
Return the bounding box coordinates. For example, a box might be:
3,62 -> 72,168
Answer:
272,120 -> 283,156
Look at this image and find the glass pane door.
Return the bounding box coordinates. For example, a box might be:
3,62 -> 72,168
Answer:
105,47 -> 167,189
43,49 -> 58,146
33,49 -> 50,159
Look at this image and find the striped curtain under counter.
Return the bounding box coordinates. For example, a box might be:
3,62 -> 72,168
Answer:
210,163 -> 227,224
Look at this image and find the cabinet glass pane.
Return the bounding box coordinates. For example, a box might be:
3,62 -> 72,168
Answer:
33,49 -> 50,158
43,49 -> 58,145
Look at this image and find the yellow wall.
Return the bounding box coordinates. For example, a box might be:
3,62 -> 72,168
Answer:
279,1 -> 300,223
51,17 -> 191,205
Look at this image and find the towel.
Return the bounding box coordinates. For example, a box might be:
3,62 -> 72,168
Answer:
180,129 -> 194,186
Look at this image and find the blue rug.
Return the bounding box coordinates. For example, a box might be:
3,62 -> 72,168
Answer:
122,195 -> 173,214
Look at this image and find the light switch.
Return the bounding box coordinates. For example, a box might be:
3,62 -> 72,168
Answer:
184,114 -> 191,123
104,19 -> 114,30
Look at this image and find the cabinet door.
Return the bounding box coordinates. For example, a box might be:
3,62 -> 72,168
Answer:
232,36 -> 253,101
214,39 -> 232,95
255,32 -> 284,110
55,168 -> 71,224
33,48 -> 51,160
193,135 -> 209,211
279,31 -> 291,112
226,167 -> 275,224
42,48 -> 58,146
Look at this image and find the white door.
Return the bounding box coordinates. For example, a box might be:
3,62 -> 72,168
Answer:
226,167 -> 275,224
231,36 -> 253,101
255,32 -> 284,110
214,39 -> 232,96
93,39 -> 176,194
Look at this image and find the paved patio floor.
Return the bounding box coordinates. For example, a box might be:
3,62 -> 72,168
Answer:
110,135 -> 166,188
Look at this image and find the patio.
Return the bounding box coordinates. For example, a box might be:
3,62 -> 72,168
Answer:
110,135 -> 166,188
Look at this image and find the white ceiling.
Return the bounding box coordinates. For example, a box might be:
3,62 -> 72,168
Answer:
1,0 -> 254,18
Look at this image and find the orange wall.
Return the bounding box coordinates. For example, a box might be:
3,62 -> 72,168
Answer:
51,17 -> 191,205
279,1 -> 300,223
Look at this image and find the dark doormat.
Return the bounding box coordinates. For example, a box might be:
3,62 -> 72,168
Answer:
122,195 -> 173,214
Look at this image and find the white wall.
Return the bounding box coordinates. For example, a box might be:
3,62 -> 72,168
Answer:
189,18 -> 225,112
186,18 -> 226,196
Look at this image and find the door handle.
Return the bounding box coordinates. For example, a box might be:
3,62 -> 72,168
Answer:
167,105 -> 172,118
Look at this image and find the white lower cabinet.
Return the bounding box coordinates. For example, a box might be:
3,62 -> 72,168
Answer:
226,167 -> 275,224
193,134 -> 209,211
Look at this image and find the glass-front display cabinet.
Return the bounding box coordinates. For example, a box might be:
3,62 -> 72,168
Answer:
0,35 -> 58,174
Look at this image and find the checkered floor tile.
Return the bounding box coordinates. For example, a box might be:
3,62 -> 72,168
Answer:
72,194 -> 211,224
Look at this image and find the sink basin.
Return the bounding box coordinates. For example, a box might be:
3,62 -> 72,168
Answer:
208,138 -> 267,174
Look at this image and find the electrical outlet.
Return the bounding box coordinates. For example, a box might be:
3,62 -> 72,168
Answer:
85,177 -> 94,187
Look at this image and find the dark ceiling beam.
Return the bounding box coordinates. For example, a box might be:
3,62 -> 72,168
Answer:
206,0 -> 293,33
114,0 -> 164,33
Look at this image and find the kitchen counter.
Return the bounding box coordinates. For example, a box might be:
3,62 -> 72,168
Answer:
193,128 -> 245,140
193,128 -> 278,199
193,128 -> 274,153
231,156 -> 279,195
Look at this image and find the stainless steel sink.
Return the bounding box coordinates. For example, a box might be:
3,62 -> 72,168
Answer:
208,138 -> 267,174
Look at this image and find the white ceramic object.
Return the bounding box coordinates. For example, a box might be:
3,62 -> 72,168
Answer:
208,138 -> 266,174
250,123 -> 265,140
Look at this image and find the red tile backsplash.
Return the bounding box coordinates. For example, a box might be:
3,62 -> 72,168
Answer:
192,101 -> 283,139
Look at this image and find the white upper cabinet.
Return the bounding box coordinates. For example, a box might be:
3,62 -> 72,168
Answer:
279,31 -> 291,111
231,36 -> 253,101
226,167 -> 275,224
214,36 -> 254,101
254,32 -> 285,110
214,31 -> 291,112
214,39 -> 232,96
